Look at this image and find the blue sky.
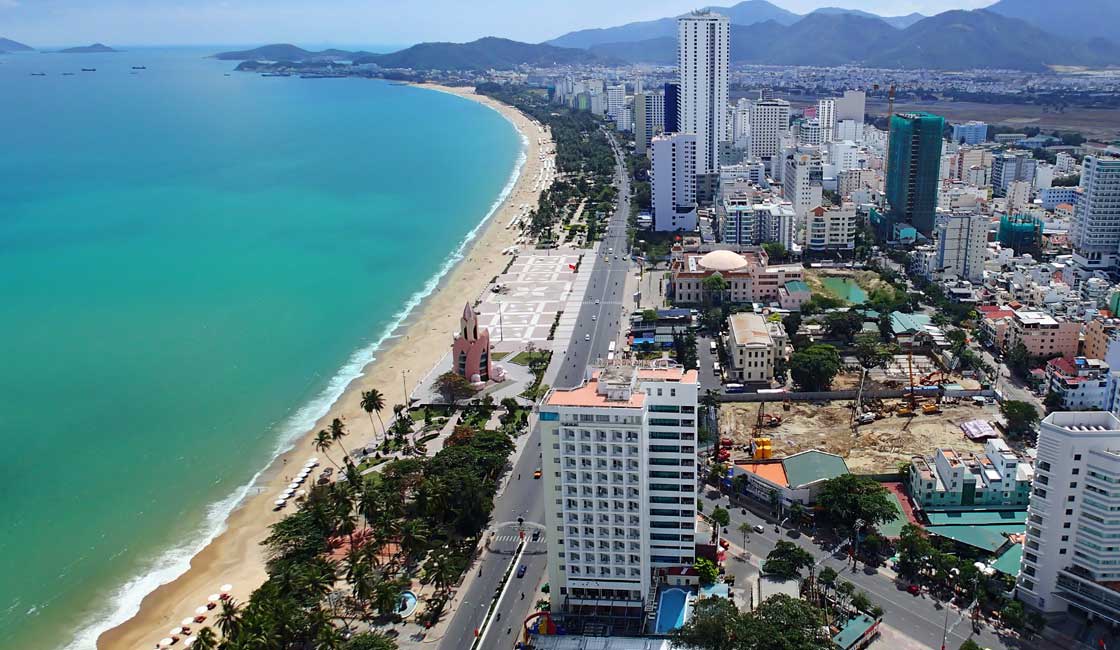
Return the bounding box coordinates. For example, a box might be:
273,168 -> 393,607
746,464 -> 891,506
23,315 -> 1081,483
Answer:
2,0 -> 994,48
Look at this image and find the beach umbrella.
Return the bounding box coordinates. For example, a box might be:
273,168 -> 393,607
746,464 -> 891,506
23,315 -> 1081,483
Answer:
195,606 -> 208,615
181,617 -> 194,626
159,639 -> 174,647
220,584 -> 233,592
208,594 -> 220,602
288,481 -> 299,489
274,499 -> 286,507
183,637 -> 196,648
170,628 -> 183,636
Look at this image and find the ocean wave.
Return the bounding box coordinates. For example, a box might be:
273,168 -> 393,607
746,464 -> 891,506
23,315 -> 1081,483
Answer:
62,104 -> 528,650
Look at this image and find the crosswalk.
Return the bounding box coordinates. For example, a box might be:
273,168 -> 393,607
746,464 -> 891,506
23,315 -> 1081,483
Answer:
491,534 -> 546,544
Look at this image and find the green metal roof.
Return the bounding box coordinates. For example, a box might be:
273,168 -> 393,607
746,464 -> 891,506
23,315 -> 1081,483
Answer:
785,280 -> 810,293
878,492 -> 908,539
781,450 -> 849,489
832,613 -> 879,650
924,523 -> 1025,553
890,311 -> 931,335
992,543 -> 1023,577
926,510 -> 1027,526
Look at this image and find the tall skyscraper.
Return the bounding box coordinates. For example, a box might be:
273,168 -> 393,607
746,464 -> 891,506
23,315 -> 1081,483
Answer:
935,212 -> 988,282
816,99 -> 835,143
651,133 -> 698,232
886,112 -> 945,236
678,11 -> 729,174
1017,411 -> 1120,622
731,98 -> 751,150
606,84 -> 626,122
634,91 -> 665,157
781,149 -> 823,220
1072,155 -> 1120,274
539,363 -> 699,614
663,82 -> 680,133
749,99 -> 790,171
833,89 -> 865,123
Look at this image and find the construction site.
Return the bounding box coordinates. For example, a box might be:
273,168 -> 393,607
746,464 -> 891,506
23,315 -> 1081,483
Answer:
717,395 -> 1003,474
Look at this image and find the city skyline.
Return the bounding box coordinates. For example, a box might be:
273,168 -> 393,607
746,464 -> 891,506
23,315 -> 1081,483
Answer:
2,0 -> 995,48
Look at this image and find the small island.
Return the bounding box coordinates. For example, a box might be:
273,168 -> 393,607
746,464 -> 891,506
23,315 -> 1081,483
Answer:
57,43 -> 118,53
0,37 -> 34,53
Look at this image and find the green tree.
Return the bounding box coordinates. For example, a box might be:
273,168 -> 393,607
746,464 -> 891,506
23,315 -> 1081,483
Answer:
671,594 -> 830,650
703,272 -> 730,306
1006,341 -> 1031,377
738,521 -> 753,547
1001,400 -> 1040,438
694,557 -> 719,585
361,388 -> 387,441
825,311 -> 864,344
959,640 -> 983,650
877,311 -> 894,341
1043,391 -> 1065,412
854,333 -> 894,370
762,242 -> 788,263
435,371 -> 477,403
710,506 -> 730,542
670,597 -> 746,650
817,474 -> 898,549
789,344 -> 841,391
1003,600 -> 1025,629
782,313 -> 802,339
344,633 -> 399,650
315,429 -> 340,469
762,540 -> 814,579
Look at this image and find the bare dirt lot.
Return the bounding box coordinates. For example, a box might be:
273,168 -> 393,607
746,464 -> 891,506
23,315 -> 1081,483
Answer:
719,399 -> 1003,474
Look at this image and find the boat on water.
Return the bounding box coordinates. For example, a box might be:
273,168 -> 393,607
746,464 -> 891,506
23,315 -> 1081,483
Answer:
61,72 -> 75,76
81,68 -> 96,72
261,72 -> 291,77
30,72 -> 46,76
131,66 -> 146,70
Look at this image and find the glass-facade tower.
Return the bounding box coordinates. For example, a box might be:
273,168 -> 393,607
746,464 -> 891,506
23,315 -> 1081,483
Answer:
886,112 -> 944,236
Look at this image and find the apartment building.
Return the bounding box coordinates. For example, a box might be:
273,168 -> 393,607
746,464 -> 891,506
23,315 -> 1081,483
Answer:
539,362 -> 700,613
804,204 -> 857,254
1008,310 -> 1081,361
651,133 -> 698,232
1018,412 -> 1120,623
908,438 -> 1033,510
1046,357 -> 1112,411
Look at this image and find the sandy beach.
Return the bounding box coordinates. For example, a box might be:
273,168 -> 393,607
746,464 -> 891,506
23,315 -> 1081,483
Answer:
97,83 -> 553,650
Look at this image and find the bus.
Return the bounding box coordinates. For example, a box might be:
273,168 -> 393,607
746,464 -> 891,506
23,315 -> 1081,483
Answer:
608,341 -> 616,354
724,383 -> 745,394
607,352 -> 615,362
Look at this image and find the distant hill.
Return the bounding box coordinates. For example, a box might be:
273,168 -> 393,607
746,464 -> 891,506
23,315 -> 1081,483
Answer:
986,0 -> 1120,44
57,43 -> 117,53
810,7 -> 925,29
866,9 -> 1120,71
213,44 -> 376,61
356,37 -> 601,71
0,37 -> 34,53
545,0 -> 798,49
581,8 -> 1120,71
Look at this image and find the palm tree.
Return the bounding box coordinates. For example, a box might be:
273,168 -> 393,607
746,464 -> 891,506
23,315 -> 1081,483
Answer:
738,521 -> 752,548
329,417 -> 351,463
361,388 -> 386,442
315,429 -> 339,469
216,598 -> 242,639
192,627 -> 218,650
398,519 -> 430,566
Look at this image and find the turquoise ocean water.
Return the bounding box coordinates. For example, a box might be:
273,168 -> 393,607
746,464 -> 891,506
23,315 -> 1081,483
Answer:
0,47 -> 522,649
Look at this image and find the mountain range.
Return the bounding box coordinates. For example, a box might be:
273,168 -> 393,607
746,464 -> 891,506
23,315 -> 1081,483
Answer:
216,37 -> 601,71
212,0 -> 1120,74
552,0 -> 1120,71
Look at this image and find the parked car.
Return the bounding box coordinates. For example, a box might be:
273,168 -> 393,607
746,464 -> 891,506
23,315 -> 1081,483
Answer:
753,524 -> 765,534
516,564 -> 527,578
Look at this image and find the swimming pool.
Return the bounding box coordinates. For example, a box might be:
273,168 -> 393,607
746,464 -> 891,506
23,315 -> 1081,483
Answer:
654,587 -> 692,634
397,590 -> 418,618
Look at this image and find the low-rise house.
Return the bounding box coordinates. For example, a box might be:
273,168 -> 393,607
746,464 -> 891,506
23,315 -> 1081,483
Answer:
908,438 -> 1033,511
724,312 -> 786,384
729,449 -> 850,508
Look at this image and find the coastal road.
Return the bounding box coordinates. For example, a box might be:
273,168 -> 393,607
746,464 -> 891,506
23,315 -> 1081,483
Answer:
554,128 -> 633,391
435,130 -> 634,649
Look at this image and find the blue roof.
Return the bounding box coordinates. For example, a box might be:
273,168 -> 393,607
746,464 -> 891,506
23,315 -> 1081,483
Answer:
781,450 -> 849,489
924,523 -> 1024,553
832,614 -> 879,650
890,311 -> 931,335
992,543 -> 1023,577
926,510 -> 1027,526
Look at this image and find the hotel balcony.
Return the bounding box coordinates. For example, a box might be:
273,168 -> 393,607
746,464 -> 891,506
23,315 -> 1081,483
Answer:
1056,567 -> 1120,624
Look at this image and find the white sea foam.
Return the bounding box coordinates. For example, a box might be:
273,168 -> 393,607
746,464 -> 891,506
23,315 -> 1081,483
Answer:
62,98 -> 528,650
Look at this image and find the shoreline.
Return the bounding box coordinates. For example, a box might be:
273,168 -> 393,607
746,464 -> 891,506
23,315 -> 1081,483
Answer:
95,83 -> 553,650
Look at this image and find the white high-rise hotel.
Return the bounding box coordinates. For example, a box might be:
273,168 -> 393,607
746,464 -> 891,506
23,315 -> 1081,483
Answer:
1018,412 -> 1120,623
651,133 -> 698,232
1072,156 -> 1120,275
539,362 -> 699,612
678,11 -> 729,175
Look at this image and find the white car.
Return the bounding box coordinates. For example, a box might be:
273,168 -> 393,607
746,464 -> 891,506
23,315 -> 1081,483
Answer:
592,315 -> 597,321
585,334 -> 591,341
